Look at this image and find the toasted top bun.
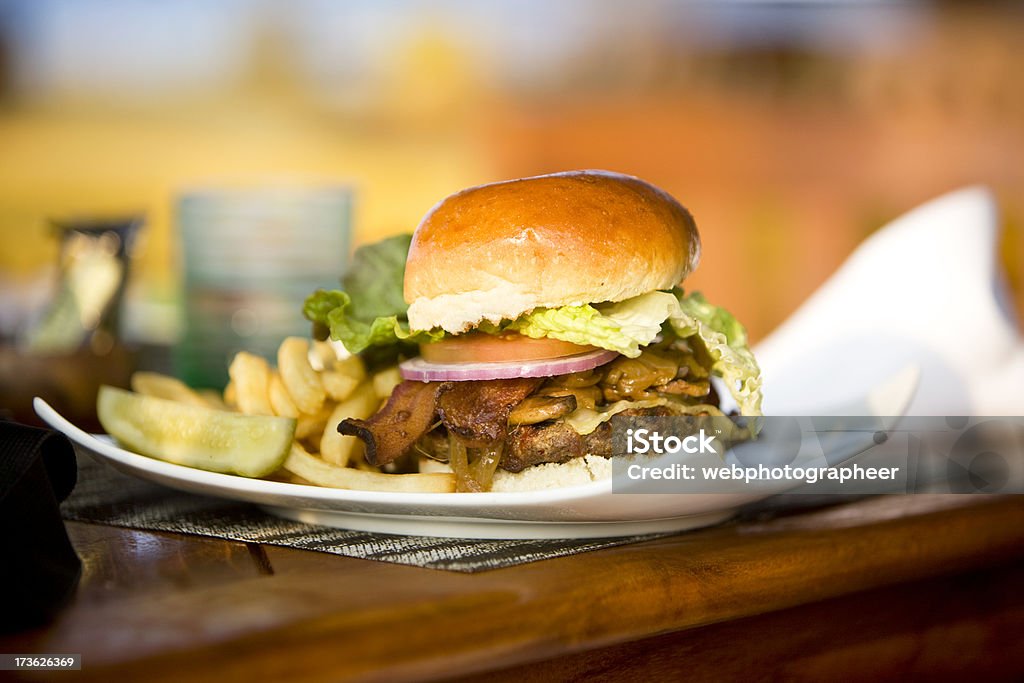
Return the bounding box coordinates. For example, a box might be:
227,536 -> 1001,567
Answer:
405,170 -> 701,333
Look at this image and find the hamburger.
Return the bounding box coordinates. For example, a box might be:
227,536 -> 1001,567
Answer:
304,170 -> 762,492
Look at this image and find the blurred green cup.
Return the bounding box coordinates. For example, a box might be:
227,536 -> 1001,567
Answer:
175,185 -> 352,389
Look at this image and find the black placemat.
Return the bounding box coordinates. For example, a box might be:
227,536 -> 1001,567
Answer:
61,454 -> 673,572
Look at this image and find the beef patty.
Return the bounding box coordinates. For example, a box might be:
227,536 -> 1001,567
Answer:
418,406 -> 679,473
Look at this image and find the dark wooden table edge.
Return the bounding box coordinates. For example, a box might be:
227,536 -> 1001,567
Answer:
5,494 -> 1024,682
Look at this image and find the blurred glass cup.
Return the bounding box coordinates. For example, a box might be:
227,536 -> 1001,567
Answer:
175,185 -> 352,389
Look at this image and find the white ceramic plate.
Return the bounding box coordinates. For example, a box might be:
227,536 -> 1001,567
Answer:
34,366 -> 917,539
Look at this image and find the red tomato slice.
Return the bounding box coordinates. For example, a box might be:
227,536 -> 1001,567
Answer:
420,332 -> 597,364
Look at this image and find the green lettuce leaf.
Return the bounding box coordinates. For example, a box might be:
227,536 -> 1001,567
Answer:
340,233 -> 412,320
509,291 -> 679,358
302,235 -> 444,354
667,290 -> 763,417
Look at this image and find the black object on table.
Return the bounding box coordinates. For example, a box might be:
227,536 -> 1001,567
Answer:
0,422 -> 81,633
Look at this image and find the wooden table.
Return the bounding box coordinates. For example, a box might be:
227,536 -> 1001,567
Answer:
5,495 -> 1024,681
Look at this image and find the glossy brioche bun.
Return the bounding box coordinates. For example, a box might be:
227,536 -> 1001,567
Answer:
404,170 -> 701,333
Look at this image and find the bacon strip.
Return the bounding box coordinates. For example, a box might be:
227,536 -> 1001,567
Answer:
339,381 -> 446,466
436,377 -> 543,448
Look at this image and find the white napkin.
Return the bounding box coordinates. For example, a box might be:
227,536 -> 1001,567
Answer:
754,186 -> 1024,416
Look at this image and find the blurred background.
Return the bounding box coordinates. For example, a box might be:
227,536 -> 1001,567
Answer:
0,0 -> 1022,416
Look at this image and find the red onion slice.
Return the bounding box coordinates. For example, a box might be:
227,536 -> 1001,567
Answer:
400,348 -> 619,382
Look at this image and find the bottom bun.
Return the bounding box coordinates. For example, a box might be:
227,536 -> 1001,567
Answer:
418,455 -> 612,492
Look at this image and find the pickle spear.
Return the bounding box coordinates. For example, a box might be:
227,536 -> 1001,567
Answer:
97,385 -> 295,477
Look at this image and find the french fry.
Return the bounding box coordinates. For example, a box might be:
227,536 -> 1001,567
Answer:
268,371 -> 300,418
198,389 -> 229,411
319,382 -> 378,466
294,401 -> 334,441
355,459 -> 380,472
131,371 -> 210,408
334,354 -> 366,381
372,366 -> 403,400
223,380 -> 237,409
228,351 -> 274,416
278,337 -> 326,415
347,440 -> 368,469
309,340 -> 338,372
284,443 -> 455,493
321,370 -> 360,402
